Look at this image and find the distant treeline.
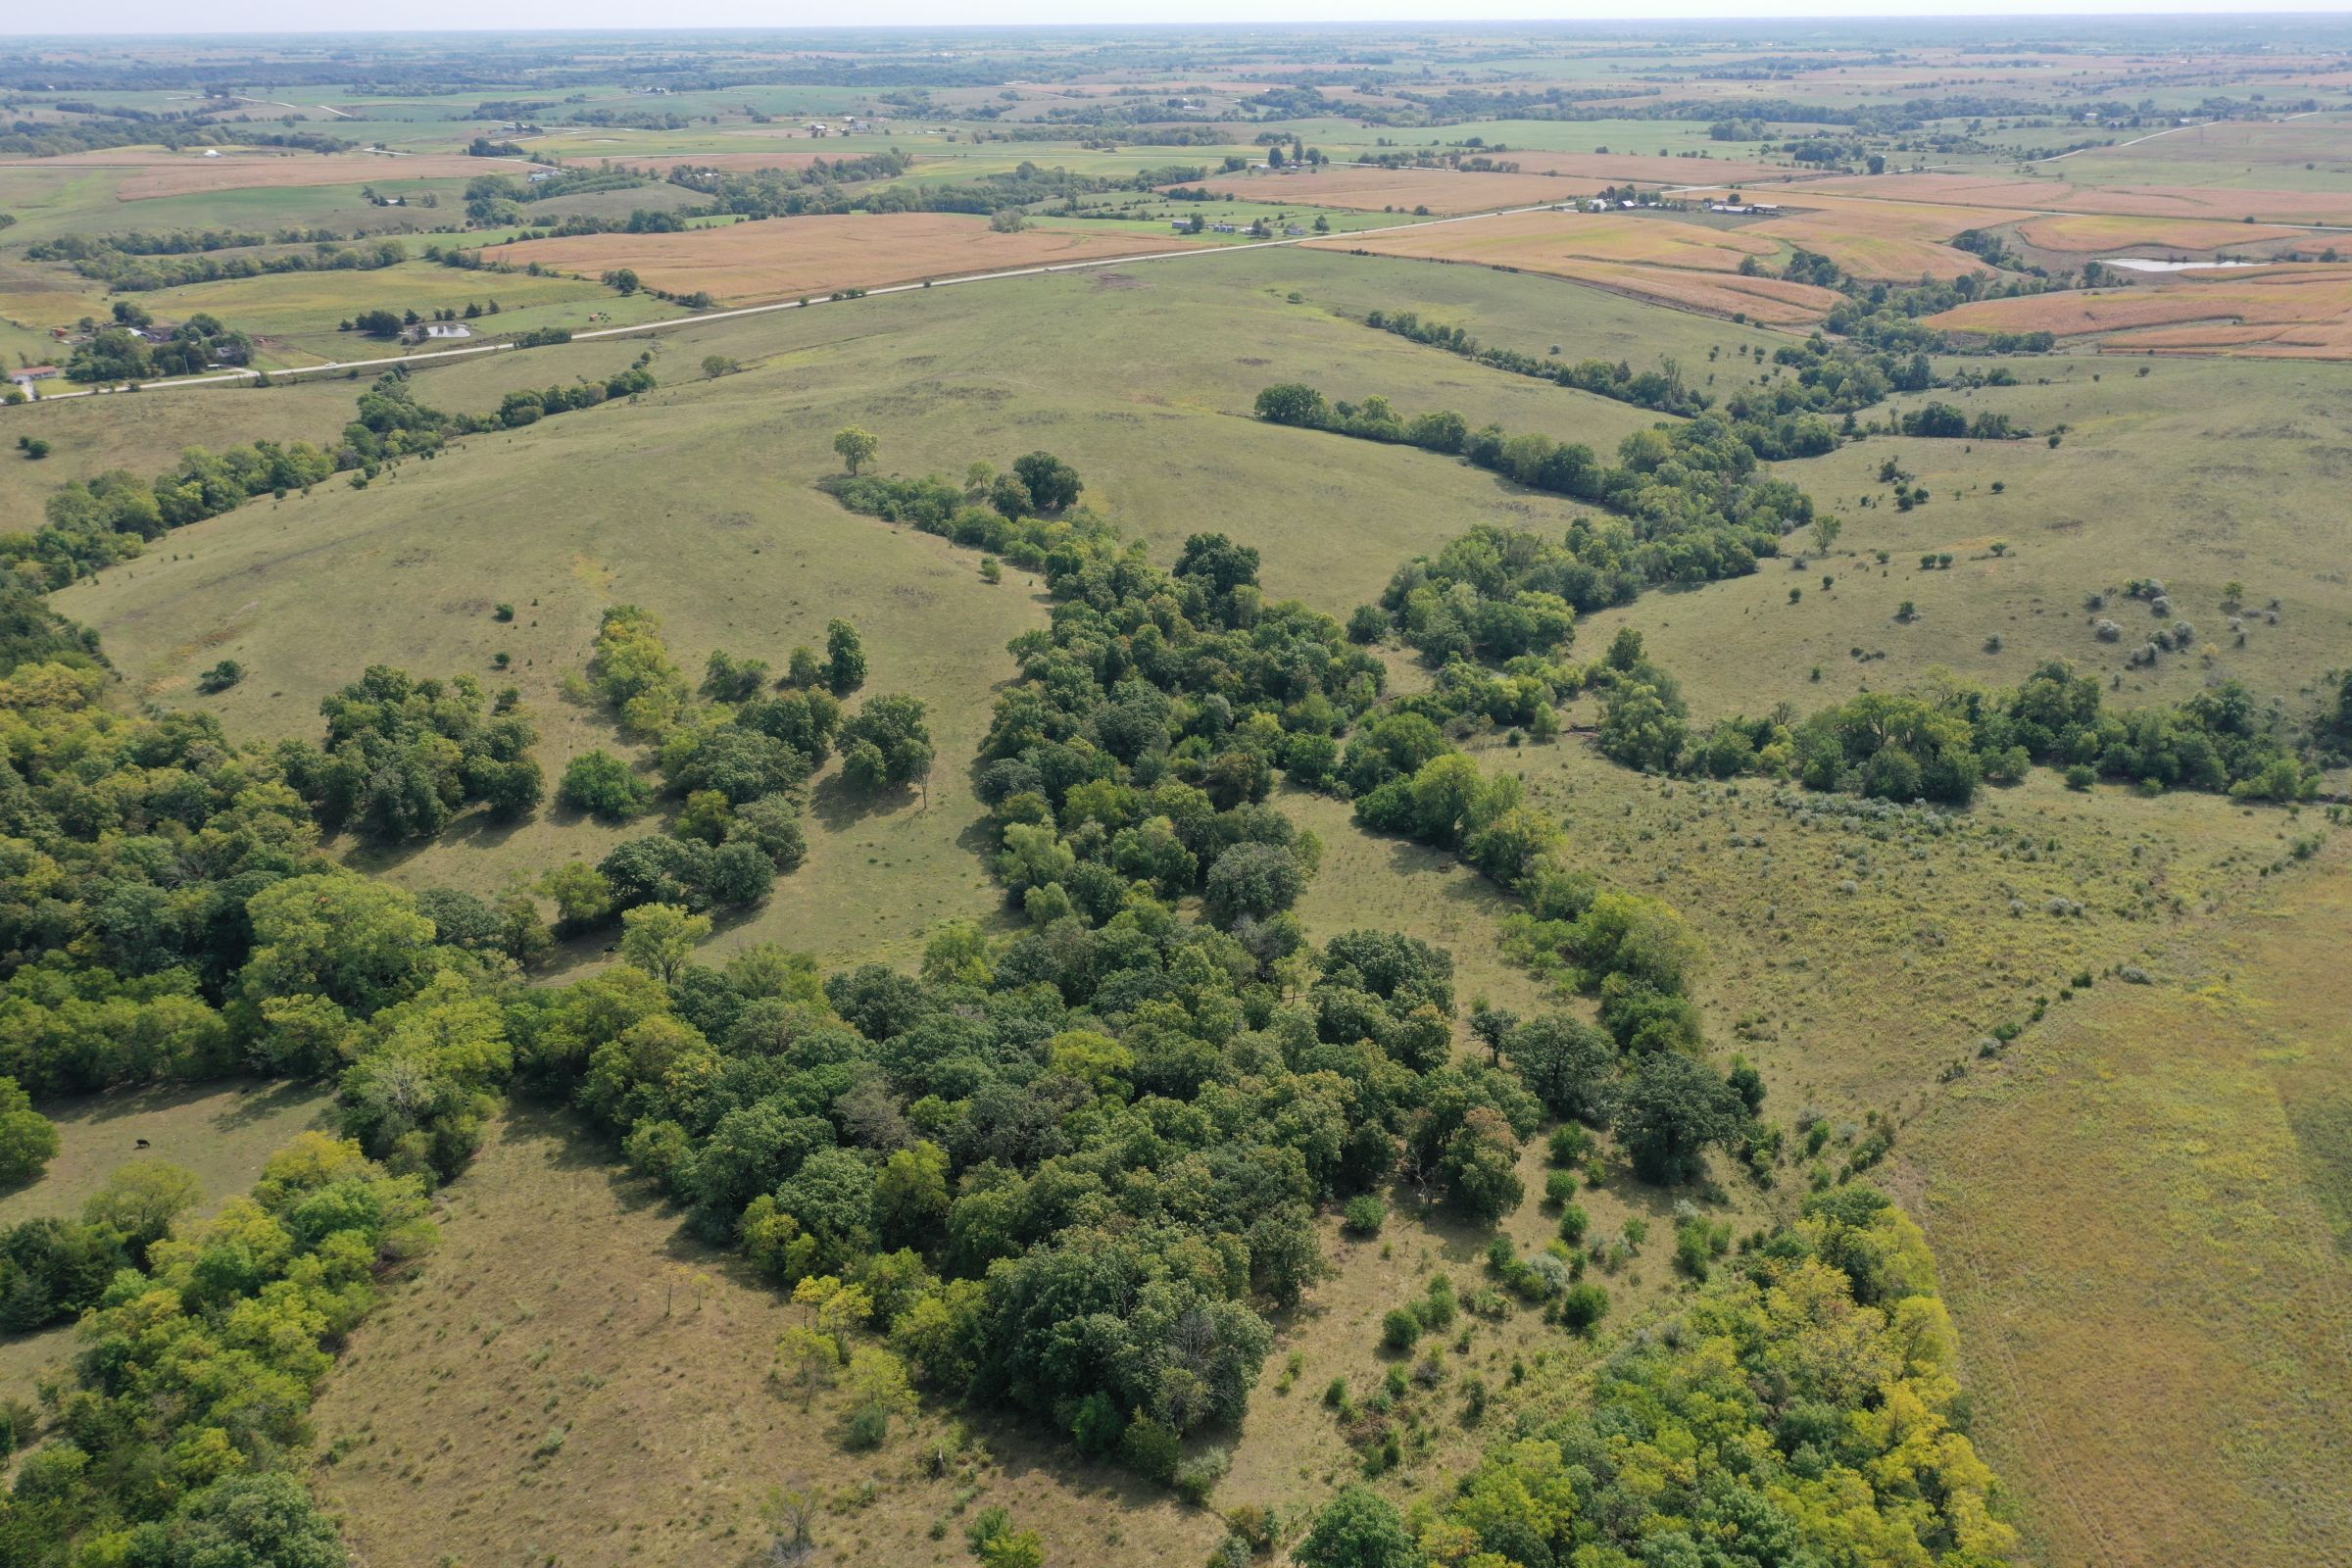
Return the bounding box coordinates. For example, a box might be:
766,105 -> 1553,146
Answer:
36,236 -> 409,293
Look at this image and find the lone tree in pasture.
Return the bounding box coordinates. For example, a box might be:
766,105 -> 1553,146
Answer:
833,426 -> 879,475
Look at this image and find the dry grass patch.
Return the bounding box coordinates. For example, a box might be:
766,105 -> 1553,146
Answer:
484,213 -> 1196,304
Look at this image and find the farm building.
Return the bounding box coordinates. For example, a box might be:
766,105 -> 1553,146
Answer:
404,322 -> 474,343
8,366 -> 59,388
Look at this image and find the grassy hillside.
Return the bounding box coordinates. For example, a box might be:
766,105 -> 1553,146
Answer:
1908,837 -> 2352,1567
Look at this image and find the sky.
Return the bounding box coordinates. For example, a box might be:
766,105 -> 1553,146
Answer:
9,2 -> 2352,36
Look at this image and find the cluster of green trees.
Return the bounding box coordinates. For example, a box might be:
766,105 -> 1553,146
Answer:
572,912 -> 1529,1480
1370,522 -> 1590,662
1819,260 -> 2062,355
1898,401 -> 2028,440
1601,655 -> 2320,805
1301,1184 -> 2017,1568
63,310 -> 252,383
668,151 -> 914,217
0,1158 -> 192,1332
44,236 -> 407,294
1255,383 -> 1815,592
545,607 -> 832,920
0,1132 -> 436,1561
1359,310 -> 1712,417
832,457 -> 1391,948
4,365 -> 656,590
275,665 -> 544,844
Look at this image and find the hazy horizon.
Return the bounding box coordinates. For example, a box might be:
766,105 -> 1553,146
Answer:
7,2 -> 2352,40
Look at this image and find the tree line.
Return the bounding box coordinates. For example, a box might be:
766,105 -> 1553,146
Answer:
1254,382 -> 1815,595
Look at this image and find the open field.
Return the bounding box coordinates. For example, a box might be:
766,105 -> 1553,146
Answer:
1802,171 -> 2352,226
1727,192 -> 2038,280
0,1079 -> 335,1229
1502,150 -> 1788,184
1929,265 -> 2352,356
1907,837 -> 2352,1568
1308,210 -> 1844,322
0,149 -> 541,201
1164,166 -> 1592,215
483,214 -> 1205,305
1571,351 -> 2352,717
2013,212 -> 2328,256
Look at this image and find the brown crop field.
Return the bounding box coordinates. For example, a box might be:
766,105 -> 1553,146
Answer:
17,151 -> 529,200
1929,267 -> 2352,360
1804,171 -> 2352,225
1162,166 -> 1590,214
1311,208 -> 1777,271
592,150 -> 830,174
1498,151 -> 1787,184
1720,192 -> 2037,280
2015,213 -> 2323,254
1307,209 -> 1843,322
1929,265 -> 2352,356
483,213 -> 1200,303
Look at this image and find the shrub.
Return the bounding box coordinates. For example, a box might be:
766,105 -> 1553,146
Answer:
1556,1201 -> 1590,1246
1559,1282 -> 1610,1333
1380,1306 -> 1422,1353
1341,1195 -> 1388,1237
1546,1125 -> 1592,1166
559,750 -> 652,821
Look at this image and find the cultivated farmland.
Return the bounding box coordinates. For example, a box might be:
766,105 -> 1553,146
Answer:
482,212 -> 1203,304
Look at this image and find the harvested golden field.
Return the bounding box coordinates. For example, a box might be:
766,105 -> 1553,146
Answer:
1311,208 -> 1776,272
1804,171 -> 2352,225
2015,212 -> 2321,254
1908,840 -> 2352,1568
1542,262 -> 1845,323
1721,192 -> 2035,281
1308,210 -> 1840,322
1499,151 -> 1786,184
484,213 -> 1200,303
595,150 -> 830,174
1163,166 -> 1588,215
1929,265 -> 2352,357
9,151 -> 524,200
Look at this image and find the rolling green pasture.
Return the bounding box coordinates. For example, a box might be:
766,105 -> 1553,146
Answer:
0,174 -> 489,250
59,250 -> 1673,960
1564,352 -> 2352,723
99,261 -> 670,368
1908,836 -> 2352,1567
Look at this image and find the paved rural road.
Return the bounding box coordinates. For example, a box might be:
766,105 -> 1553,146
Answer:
14,198 -> 1583,403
